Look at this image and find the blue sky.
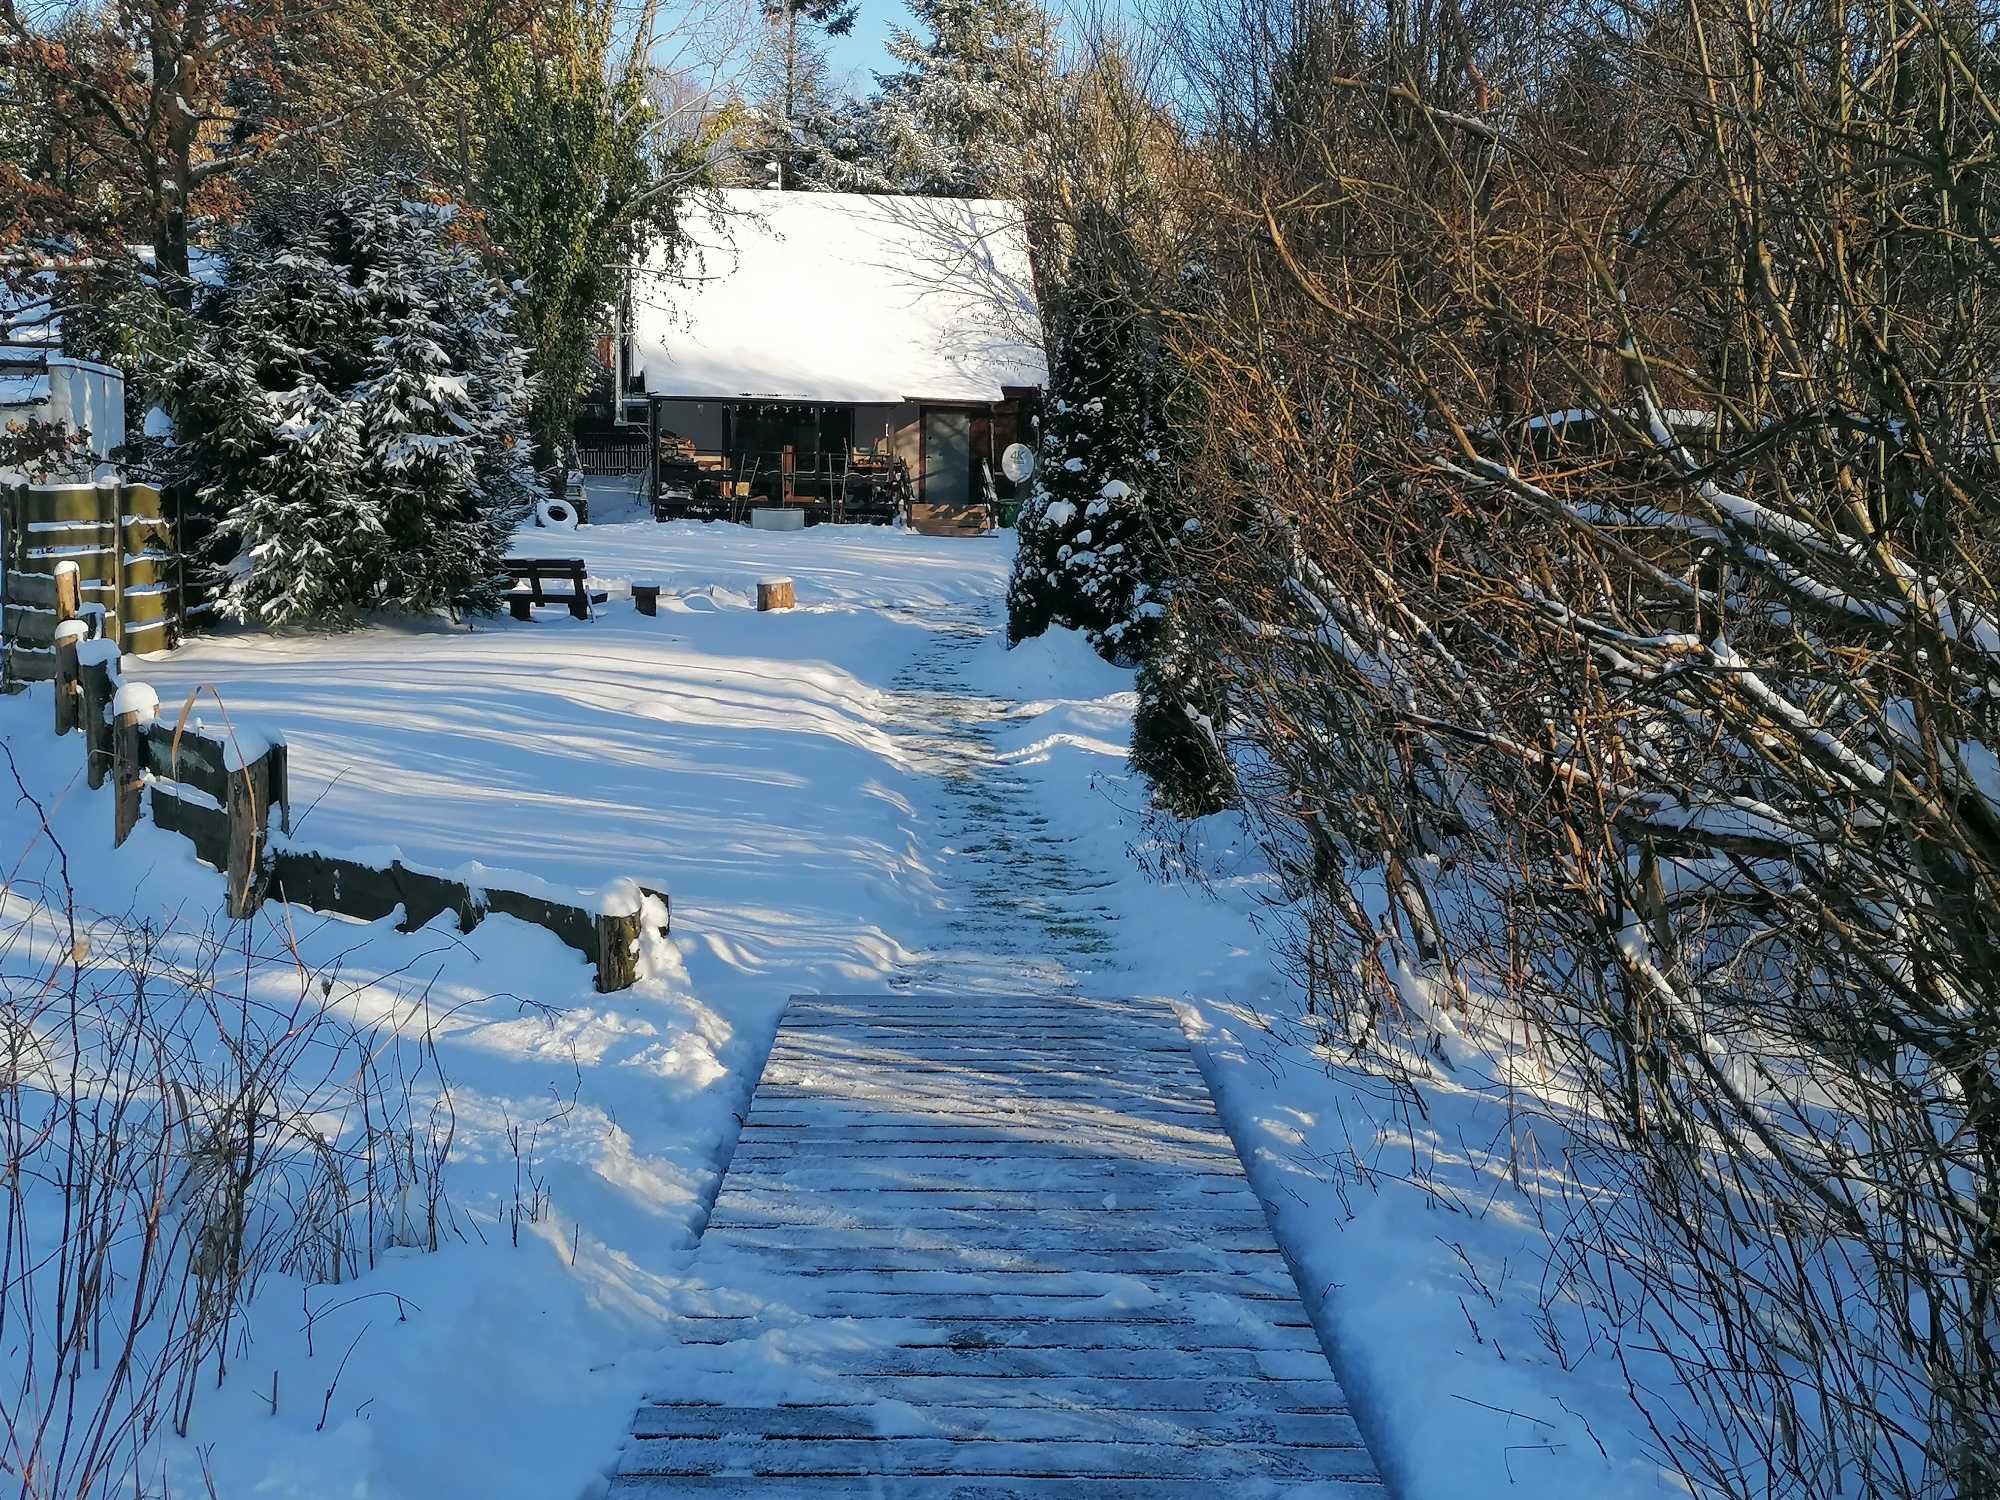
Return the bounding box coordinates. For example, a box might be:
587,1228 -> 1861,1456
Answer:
822,1 -> 904,91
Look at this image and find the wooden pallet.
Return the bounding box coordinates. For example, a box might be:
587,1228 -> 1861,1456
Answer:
612,993 -> 1383,1498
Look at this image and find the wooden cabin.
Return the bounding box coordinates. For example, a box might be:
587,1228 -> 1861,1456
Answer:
615,191 -> 1046,535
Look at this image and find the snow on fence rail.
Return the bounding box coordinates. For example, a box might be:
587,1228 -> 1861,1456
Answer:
49,642 -> 665,990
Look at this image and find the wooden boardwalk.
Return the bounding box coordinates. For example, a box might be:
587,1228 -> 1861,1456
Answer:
613,994 -> 1383,1497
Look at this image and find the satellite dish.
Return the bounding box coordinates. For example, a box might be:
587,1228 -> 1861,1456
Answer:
1001,443 -> 1036,484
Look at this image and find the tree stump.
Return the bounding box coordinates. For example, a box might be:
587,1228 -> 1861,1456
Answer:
633,583 -> 660,617
596,909 -> 642,992
758,577 -> 795,612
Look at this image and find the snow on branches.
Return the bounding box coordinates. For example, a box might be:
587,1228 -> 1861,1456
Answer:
159,176 -> 536,625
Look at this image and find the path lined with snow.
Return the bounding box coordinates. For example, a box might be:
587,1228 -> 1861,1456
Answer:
615,992 -> 1380,1495
611,599 -> 1380,1496
887,605 -> 1119,994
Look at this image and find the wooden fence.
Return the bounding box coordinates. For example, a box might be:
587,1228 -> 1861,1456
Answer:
1,478 -> 180,685
578,440 -> 651,476
43,635 -> 663,991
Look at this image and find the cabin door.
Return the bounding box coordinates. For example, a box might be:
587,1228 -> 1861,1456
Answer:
920,409 -> 972,505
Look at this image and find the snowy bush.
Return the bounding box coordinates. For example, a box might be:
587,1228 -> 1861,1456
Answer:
1006,226 -> 1174,663
1007,204 -> 1237,814
163,174 -> 536,626
1130,594 -> 1236,817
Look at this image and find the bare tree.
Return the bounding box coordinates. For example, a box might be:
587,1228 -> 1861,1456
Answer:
1133,0 -> 2000,1491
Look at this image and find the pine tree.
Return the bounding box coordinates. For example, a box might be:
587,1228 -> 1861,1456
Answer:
740,16 -> 897,193
1007,212 -> 1236,813
751,0 -> 861,189
872,0 -> 1052,195
162,173 -> 535,626
1008,217 -> 1168,662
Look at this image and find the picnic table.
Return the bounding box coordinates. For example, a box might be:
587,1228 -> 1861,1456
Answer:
504,557 -> 607,621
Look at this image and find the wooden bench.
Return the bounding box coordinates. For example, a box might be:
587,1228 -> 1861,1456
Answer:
504,557 -> 607,621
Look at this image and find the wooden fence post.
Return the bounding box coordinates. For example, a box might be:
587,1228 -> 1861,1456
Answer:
596,909 -> 641,992
267,740 -> 290,835
111,682 -> 158,847
52,559 -> 80,626
633,583 -> 660,617
225,752 -> 271,919
51,619 -> 85,734
79,649 -> 115,788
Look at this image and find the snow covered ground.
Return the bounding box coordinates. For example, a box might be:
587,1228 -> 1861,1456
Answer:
2,517 -> 1687,1498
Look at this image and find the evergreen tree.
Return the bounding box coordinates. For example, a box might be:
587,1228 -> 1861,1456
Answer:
753,0 -> 860,189
1007,212 -> 1236,813
873,0 -> 1052,195
162,173 -> 536,626
1008,218 -> 1168,661
740,16 -> 896,192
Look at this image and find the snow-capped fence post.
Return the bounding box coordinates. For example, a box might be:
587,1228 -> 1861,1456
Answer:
596,908 -> 641,992
593,883 -> 668,992
52,558 -> 80,628
78,644 -> 116,789
51,618 -> 86,735
111,682 -> 158,847
758,577 -> 795,612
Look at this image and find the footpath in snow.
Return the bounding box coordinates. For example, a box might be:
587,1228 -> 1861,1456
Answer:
2,517 -> 1684,1500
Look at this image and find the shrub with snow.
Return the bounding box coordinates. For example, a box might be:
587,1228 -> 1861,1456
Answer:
1008,224 -> 1235,813
162,174 -> 537,625
1006,228 -> 1173,663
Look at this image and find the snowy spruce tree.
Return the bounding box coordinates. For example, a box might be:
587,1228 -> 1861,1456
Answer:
872,0 -> 1053,195
165,174 -> 536,625
1008,221 -> 1170,663
1008,216 -> 1237,814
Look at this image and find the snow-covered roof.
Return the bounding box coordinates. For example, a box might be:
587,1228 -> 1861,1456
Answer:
631,190 -> 1046,405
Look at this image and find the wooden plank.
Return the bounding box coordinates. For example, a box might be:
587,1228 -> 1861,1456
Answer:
612,1475 -> 1382,1497
774,1040 -> 1182,1062
689,1274 -> 1301,1308
631,1403 -> 1364,1448
615,1433 -> 1379,1481
764,1054 -> 1205,1085
671,1315 -> 1320,1352
705,1214 -> 1276,1245
781,1003 -> 1175,1024
721,1152 -> 1247,1182
718,1167 -> 1250,1196
686,1249 -> 1290,1282
728,1160 -> 1240,1184
752,1089 -> 1220,1119
702,1225 -> 1286,1255
734,1123 -> 1241,1155
650,1374 -> 1353,1416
